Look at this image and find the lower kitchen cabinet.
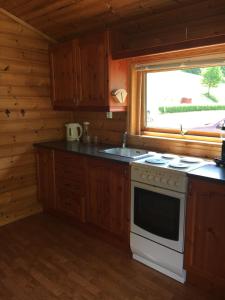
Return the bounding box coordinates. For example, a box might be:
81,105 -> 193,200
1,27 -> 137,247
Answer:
36,147 -> 130,244
184,177 -> 225,292
54,151 -> 86,222
86,158 -> 130,242
36,147 -> 55,211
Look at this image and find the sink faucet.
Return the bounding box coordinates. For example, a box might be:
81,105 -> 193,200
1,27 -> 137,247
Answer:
122,131 -> 128,148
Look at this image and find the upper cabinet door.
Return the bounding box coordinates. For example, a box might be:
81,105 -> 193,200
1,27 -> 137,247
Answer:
79,31 -> 108,109
49,31 -> 128,111
49,40 -> 78,109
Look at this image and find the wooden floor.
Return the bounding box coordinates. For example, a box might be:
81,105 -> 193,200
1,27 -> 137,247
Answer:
0,214 -> 223,300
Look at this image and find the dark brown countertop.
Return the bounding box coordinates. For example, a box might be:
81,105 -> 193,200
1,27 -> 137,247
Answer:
35,140 -> 225,182
34,140 -> 138,164
188,163 -> 225,183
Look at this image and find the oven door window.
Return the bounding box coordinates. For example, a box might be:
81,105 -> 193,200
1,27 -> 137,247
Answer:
134,187 -> 180,241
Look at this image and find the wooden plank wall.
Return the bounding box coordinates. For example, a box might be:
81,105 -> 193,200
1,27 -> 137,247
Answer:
111,0 -> 225,59
74,110 -> 220,159
0,11 -> 73,226
75,1 -> 224,159
74,111 -> 127,145
0,0 -> 198,41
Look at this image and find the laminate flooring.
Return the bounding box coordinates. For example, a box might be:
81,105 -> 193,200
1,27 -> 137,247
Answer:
0,213 -> 223,300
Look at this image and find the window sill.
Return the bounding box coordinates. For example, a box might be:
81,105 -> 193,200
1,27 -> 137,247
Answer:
128,133 -> 221,159
142,130 -> 221,143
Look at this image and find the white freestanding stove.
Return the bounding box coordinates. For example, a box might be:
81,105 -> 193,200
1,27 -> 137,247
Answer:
130,152 -> 207,283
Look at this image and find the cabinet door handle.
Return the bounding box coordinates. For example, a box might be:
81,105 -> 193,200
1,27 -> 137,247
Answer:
207,227 -> 216,237
124,169 -> 128,177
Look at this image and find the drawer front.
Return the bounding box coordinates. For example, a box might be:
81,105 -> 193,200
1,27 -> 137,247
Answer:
55,165 -> 85,178
54,150 -> 86,222
55,151 -> 85,169
55,173 -> 85,191
56,186 -> 85,221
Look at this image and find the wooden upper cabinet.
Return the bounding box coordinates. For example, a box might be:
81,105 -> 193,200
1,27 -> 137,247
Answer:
108,41 -> 129,112
79,31 -> 108,109
49,40 -> 80,109
49,31 -> 128,111
184,177 -> 225,292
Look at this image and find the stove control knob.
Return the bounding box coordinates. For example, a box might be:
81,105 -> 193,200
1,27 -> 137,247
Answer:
155,176 -> 160,182
141,173 -> 146,179
148,175 -> 153,181
162,178 -> 167,184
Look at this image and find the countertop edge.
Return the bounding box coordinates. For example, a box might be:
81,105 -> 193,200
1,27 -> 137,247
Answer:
34,141 -> 133,165
34,141 -> 225,182
188,163 -> 225,183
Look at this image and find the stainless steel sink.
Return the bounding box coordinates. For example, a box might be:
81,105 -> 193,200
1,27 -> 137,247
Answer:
99,147 -> 149,159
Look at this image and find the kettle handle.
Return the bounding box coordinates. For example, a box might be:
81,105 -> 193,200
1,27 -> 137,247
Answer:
77,124 -> 83,139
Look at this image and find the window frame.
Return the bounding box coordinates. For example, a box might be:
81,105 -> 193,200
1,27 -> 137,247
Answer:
142,68 -> 224,139
130,45 -> 225,144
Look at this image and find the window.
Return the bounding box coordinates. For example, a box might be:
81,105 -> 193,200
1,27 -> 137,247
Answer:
144,65 -> 225,137
129,49 -> 225,142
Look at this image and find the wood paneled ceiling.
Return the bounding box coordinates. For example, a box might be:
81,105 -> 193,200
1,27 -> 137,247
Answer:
0,0 -> 201,41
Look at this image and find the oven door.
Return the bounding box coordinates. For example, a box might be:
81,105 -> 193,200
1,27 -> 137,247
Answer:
131,181 -> 186,253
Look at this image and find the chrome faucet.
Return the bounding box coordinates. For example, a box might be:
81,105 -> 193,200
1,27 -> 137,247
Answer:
122,131 -> 128,148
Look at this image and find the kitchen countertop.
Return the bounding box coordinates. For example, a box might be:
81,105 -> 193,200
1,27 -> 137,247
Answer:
188,163 -> 225,183
35,140 -> 225,182
34,140 -> 138,164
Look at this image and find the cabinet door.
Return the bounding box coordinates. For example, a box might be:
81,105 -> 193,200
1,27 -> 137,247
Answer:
54,151 -> 86,221
49,40 -> 78,109
36,148 -> 55,211
185,178 -> 225,288
109,162 -> 130,241
79,32 -> 108,108
87,159 -> 111,230
87,158 -> 130,241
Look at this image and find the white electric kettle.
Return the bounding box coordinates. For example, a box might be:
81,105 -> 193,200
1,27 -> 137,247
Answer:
65,123 -> 83,141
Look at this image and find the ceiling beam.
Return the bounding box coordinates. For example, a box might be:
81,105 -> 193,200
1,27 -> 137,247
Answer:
0,8 -> 57,43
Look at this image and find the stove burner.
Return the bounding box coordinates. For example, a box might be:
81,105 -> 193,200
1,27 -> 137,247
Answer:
169,162 -> 189,169
145,157 -> 167,164
161,153 -> 178,159
180,157 -> 203,163
148,151 -> 157,156
133,151 -> 208,174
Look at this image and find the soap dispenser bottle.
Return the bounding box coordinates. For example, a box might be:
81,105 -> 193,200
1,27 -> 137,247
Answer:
221,122 -> 225,162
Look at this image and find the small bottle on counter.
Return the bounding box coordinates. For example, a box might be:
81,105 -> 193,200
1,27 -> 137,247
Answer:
93,136 -> 98,145
82,122 -> 91,144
